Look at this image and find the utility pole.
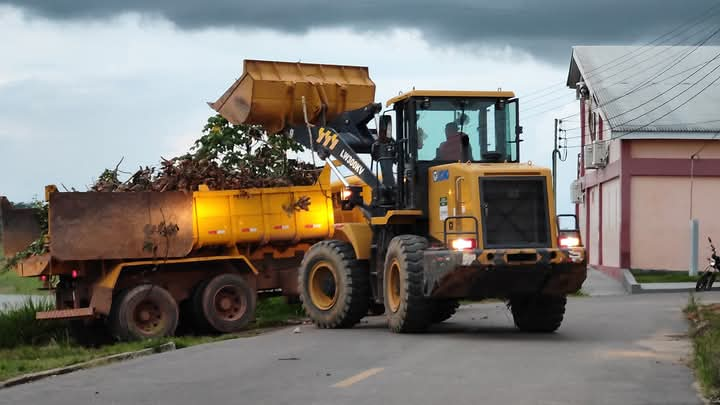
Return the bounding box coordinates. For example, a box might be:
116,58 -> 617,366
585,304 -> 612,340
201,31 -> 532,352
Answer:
552,118 -> 560,207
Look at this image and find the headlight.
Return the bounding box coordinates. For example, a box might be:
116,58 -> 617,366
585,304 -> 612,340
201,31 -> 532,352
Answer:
451,238 -> 476,251
710,259 -> 716,267
559,236 -> 580,248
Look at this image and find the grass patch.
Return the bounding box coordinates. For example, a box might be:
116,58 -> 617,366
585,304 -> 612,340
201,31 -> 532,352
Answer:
0,296 -> 304,382
685,294 -> 720,400
254,296 -> 304,327
0,270 -> 45,295
632,269 -> 700,283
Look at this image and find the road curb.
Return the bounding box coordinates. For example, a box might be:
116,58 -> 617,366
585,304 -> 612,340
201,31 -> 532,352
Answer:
0,341 -> 176,389
622,269 -> 641,294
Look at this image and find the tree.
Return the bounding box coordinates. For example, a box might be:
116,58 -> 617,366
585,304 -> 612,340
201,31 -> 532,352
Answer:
193,114 -> 304,178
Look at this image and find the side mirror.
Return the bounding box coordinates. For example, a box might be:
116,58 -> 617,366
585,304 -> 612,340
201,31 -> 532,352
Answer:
557,214 -> 581,248
557,214 -> 579,232
379,115 -> 392,140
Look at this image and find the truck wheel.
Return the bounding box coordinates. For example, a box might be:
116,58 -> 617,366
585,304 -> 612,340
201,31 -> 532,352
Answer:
109,284 -> 179,341
430,300 -> 460,323
384,235 -> 432,333
194,273 -> 256,333
510,295 -> 566,333
298,240 -> 369,328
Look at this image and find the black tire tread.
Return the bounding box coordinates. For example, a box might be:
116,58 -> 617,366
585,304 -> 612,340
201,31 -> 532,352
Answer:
430,300 -> 460,323
510,295 -> 566,333
299,240 -> 369,329
385,235 -> 433,333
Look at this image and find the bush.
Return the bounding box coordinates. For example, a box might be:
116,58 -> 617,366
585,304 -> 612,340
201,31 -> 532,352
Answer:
0,298 -> 70,348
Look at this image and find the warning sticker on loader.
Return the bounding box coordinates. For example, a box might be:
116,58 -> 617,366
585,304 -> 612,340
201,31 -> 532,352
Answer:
439,196 -> 448,221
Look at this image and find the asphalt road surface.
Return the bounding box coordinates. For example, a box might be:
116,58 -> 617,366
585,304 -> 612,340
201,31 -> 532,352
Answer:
3,292 -> 718,405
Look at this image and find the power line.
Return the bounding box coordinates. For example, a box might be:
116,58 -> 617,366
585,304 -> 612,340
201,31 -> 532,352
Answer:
594,67 -> 720,140
557,56 -> 720,121
517,1 -> 720,102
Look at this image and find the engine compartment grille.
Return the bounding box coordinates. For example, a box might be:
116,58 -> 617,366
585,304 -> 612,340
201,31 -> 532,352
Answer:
479,177 -> 550,248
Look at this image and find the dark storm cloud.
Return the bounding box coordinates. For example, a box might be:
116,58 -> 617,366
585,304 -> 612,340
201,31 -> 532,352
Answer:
3,0 -> 719,62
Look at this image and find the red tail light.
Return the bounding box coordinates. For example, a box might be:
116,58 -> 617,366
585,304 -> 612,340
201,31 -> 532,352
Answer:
71,269 -> 79,279
40,275 -> 48,282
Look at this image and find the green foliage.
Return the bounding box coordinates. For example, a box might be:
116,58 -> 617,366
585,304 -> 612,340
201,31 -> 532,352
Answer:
686,297 -> 720,399
0,271 -> 44,295
0,298 -> 70,349
193,114 -> 304,178
631,269 -> 700,283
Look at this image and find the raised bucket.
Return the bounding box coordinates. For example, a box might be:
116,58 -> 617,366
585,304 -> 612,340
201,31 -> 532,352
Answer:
210,60 -> 375,134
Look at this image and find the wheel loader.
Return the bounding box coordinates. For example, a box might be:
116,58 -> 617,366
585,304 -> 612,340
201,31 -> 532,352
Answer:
212,60 -> 587,333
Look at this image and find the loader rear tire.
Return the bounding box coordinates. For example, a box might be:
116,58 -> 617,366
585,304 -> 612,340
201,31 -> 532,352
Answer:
384,235 -> 433,333
299,240 -> 369,328
430,300 -> 460,323
194,273 -> 256,333
109,284 -> 179,341
510,294 -> 566,333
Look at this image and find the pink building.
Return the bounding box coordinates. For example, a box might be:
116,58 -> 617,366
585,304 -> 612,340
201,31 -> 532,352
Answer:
566,46 -> 720,274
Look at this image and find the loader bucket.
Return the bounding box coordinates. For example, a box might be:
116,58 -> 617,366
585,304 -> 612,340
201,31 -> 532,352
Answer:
48,191 -> 194,261
210,59 -> 375,134
0,197 -> 42,257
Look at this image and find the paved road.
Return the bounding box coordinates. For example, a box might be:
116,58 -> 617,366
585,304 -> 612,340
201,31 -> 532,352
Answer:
3,292 -> 718,405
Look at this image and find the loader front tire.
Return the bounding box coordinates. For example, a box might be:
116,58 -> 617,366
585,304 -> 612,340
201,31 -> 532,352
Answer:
510,294 -> 566,333
384,235 -> 433,333
299,240 -> 369,328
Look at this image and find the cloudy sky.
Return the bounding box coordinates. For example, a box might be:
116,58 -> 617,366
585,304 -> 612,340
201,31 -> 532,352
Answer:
0,0 -> 717,214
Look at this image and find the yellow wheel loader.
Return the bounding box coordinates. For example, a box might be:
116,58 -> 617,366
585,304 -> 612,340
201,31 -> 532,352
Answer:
213,60 -> 587,333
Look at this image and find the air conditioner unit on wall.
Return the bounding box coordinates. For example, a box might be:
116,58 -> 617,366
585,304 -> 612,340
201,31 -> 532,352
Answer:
583,143 -> 596,169
571,180 -> 584,204
592,140 -> 608,168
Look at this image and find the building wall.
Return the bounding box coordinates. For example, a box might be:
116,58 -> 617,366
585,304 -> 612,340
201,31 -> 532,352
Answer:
630,176 -> 720,270
587,185 -> 600,266
601,178 -> 621,267
631,139 -> 720,159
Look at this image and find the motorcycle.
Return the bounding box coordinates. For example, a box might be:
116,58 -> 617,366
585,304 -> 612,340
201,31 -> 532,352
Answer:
695,237 -> 719,292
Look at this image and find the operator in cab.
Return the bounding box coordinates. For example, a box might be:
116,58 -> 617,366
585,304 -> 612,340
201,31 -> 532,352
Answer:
435,122 -> 472,161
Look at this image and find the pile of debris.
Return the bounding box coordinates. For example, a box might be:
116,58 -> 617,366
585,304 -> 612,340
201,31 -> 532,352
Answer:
91,155 -> 321,193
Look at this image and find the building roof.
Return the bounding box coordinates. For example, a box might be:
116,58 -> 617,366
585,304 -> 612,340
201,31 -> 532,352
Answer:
567,46 -> 720,138
386,90 -> 515,106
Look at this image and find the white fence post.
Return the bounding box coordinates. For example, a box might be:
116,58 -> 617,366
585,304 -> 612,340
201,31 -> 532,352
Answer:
690,218 -> 699,276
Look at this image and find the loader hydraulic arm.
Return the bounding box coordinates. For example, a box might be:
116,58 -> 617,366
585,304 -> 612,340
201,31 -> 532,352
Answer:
285,102 -> 396,208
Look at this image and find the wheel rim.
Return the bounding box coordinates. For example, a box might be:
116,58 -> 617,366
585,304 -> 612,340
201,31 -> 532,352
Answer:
386,259 -> 402,313
132,300 -> 165,335
213,284 -> 248,321
309,262 -> 338,310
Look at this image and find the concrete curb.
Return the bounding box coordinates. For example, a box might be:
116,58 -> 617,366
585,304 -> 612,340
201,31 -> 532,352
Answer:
622,269 -> 720,294
0,341 -> 176,389
622,269 -> 642,294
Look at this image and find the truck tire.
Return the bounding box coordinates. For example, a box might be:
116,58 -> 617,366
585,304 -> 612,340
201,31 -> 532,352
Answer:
193,273 -> 256,333
384,235 -> 432,333
109,284 -> 179,341
509,294 -> 566,333
299,240 -> 369,328
430,300 -> 460,323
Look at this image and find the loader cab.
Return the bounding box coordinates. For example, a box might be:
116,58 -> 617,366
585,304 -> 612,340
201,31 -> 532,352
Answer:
383,91 -> 522,211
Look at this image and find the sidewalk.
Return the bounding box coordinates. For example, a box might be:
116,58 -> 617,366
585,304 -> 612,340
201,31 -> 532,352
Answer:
582,268 -> 628,296
588,266 -> 720,294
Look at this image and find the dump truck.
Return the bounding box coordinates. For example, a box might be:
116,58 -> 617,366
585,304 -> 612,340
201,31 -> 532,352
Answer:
212,60 -> 587,333
1,167 -> 335,340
